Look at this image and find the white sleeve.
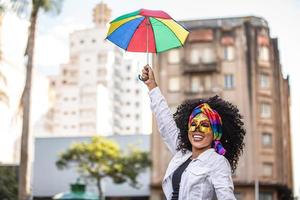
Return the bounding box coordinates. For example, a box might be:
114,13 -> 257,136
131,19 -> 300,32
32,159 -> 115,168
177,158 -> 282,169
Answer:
149,87 -> 180,155
211,157 -> 236,200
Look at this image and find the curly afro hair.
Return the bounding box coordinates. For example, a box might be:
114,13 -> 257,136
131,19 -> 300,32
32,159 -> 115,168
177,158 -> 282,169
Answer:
173,95 -> 246,172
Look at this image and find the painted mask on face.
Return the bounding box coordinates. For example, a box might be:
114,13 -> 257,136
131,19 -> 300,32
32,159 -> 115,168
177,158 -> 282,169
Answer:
188,114 -> 212,135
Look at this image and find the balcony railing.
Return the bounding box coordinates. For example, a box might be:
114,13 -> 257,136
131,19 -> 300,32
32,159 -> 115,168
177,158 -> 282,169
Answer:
181,59 -> 220,73
184,87 -> 222,99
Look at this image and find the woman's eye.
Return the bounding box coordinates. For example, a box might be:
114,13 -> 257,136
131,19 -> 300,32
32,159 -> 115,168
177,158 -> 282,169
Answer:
191,122 -> 197,126
201,122 -> 210,127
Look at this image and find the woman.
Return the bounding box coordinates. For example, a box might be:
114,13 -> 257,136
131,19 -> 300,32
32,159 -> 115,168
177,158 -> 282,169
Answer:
141,65 -> 246,200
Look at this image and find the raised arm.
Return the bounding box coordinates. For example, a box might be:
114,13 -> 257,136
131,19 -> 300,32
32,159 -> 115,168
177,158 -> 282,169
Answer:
141,65 -> 179,155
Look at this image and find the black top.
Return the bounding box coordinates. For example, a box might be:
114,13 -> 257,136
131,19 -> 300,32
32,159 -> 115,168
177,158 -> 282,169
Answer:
171,157 -> 192,200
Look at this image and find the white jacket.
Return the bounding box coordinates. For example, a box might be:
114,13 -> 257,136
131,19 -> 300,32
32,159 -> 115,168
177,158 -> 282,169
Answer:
149,87 -> 236,200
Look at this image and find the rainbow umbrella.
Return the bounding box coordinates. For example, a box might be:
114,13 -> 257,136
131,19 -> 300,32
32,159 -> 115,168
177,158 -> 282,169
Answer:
106,9 -> 189,67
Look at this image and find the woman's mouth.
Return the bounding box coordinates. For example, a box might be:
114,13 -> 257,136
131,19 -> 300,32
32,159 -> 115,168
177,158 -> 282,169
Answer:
193,134 -> 204,141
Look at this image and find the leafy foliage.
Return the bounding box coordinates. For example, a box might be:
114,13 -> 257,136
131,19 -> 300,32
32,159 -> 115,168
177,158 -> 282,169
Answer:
56,136 -> 151,194
0,165 -> 18,200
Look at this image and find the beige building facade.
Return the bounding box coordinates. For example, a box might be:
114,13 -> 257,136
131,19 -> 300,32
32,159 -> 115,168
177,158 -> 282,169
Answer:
150,16 -> 293,200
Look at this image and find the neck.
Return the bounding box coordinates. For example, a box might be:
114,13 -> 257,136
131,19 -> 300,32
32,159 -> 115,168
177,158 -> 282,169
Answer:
191,146 -> 211,159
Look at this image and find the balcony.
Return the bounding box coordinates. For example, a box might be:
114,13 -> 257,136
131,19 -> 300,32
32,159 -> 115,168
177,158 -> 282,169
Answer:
181,59 -> 220,73
184,87 -> 222,99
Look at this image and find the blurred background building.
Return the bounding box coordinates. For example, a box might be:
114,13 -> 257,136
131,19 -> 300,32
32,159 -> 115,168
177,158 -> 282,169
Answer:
151,16 -> 293,200
37,2 -> 146,136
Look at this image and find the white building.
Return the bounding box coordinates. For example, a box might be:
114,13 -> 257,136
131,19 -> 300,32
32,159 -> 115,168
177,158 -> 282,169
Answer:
46,2 -> 147,136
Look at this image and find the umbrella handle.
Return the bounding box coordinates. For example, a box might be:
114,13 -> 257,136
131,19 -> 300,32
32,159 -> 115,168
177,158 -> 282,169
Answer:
138,74 -> 148,82
138,64 -> 150,82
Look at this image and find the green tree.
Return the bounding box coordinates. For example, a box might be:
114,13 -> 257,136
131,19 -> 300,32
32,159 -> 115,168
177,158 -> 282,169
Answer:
0,1 -> 63,200
2,1 -> 64,200
0,165 -> 18,200
56,136 -> 151,200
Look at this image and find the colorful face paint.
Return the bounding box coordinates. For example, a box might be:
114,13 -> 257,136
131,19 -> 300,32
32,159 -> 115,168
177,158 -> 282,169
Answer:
188,103 -> 226,155
189,114 -> 212,135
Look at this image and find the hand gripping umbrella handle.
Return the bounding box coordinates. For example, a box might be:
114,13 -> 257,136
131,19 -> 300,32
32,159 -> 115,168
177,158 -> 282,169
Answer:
138,66 -> 149,82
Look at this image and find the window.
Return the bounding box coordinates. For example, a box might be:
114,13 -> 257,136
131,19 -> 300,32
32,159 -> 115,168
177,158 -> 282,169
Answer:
262,132 -> 272,147
168,77 -> 180,92
190,48 -> 199,64
80,40 -> 84,44
92,39 -> 96,43
191,76 -> 200,93
224,74 -> 234,89
262,163 -> 273,177
98,53 -> 107,63
260,73 -> 270,89
135,102 -> 140,107
259,46 -> 270,61
97,68 -> 106,77
168,49 -> 180,64
260,103 -> 271,118
202,48 -> 215,63
234,192 -> 242,200
135,114 -> 140,120
127,65 -> 131,71
135,89 -> 140,95
204,76 -> 212,91
259,192 -> 273,200
224,46 -> 235,61
63,69 -> 68,75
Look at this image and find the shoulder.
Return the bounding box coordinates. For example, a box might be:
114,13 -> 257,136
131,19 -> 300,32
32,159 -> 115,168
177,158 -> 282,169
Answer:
209,151 -> 231,173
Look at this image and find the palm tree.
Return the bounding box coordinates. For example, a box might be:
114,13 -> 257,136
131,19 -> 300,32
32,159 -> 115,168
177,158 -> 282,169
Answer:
16,1 -> 63,200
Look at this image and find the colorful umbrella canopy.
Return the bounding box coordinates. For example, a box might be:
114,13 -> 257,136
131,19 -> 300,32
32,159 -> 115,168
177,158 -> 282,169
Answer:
106,9 -> 189,54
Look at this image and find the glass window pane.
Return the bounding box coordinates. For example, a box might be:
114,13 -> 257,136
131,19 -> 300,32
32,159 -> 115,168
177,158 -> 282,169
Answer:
259,46 -> 270,61
202,48 -> 216,63
224,74 -> 234,89
190,48 -> 199,64
260,73 -> 270,89
260,103 -> 271,118
260,192 -> 273,200
262,133 -> 272,147
168,49 -> 180,64
262,163 -> 273,177
191,76 -> 200,93
169,77 -> 180,92
224,46 -> 235,61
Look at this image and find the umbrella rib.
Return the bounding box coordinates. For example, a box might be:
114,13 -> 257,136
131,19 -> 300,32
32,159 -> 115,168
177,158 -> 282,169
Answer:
125,17 -> 146,51
148,17 -> 158,53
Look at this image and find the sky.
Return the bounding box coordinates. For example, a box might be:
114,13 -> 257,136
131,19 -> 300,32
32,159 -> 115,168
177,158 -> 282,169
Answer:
1,0 -> 300,196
